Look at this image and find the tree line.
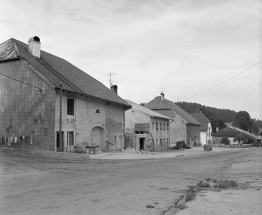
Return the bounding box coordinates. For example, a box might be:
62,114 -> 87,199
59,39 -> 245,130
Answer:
175,102 -> 262,135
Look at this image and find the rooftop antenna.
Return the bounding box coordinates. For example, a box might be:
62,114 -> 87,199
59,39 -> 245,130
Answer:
105,73 -> 116,87
160,87 -> 165,94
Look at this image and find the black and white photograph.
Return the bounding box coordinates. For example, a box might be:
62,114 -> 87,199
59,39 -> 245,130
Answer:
0,0 -> 261,214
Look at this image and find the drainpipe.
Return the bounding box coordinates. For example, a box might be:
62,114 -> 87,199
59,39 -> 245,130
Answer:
148,131 -> 155,152
59,84 -> 62,152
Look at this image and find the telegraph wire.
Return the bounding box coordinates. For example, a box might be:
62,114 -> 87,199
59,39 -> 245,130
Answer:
0,72 -> 42,92
185,67 -> 261,102
180,61 -> 261,101
176,55 -> 262,101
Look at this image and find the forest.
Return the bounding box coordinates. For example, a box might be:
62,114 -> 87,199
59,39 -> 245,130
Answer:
175,101 -> 262,134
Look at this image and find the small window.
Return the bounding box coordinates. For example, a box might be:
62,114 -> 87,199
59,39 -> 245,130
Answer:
163,123 -> 165,131
160,123 -> 162,131
156,122 -> 158,131
152,122 -> 154,130
96,109 -> 100,113
67,98 -> 74,115
167,123 -> 169,131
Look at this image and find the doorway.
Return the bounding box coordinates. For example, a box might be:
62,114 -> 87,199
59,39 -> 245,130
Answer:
56,131 -> 64,152
139,138 -> 145,150
91,126 -> 105,151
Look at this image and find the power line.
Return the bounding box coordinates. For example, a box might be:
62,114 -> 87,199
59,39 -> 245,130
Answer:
176,55 -> 262,101
0,72 -> 42,92
185,67 -> 261,102
181,61 -> 261,101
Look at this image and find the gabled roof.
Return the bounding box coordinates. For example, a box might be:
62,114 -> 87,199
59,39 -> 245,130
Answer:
145,96 -> 201,125
125,100 -> 171,120
0,38 -> 131,108
213,126 -> 261,140
191,113 -> 210,131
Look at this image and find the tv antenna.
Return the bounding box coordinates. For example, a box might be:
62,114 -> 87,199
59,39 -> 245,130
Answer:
105,73 -> 116,87
160,87 -> 165,94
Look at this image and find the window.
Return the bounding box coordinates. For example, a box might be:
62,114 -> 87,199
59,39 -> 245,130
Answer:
167,138 -> 169,144
67,98 -> 74,115
163,123 -> 165,131
156,122 -> 158,131
167,123 -> 169,131
160,123 -> 162,131
152,122 -> 154,130
96,109 -> 100,113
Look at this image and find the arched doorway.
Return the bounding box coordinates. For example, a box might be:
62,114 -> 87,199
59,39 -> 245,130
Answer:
91,126 -> 106,152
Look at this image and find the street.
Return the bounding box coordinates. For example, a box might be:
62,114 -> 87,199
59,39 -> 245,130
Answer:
0,148 -> 261,215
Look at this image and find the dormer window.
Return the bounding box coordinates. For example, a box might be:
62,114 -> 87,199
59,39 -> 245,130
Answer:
96,109 -> 100,113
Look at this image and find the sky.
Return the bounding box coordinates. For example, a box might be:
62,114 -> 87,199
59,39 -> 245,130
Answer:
0,0 -> 261,119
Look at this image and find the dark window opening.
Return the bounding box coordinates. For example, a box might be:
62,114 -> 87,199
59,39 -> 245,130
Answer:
96,109 -> 100,113
67,98 -> 74,115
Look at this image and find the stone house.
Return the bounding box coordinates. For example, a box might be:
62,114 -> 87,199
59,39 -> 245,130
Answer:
190,113 -> 212,145
125,100 -> 171,151
145,93 -> 201,147
0,37 -> 131,152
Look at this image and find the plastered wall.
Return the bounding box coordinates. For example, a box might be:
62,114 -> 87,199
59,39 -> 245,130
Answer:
55,92 -> 125,152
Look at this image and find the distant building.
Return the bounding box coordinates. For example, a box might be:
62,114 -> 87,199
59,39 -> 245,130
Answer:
125,100 -> 171,151
145,93 -> 201,147
0,37 -> 131,152
213,126 -> 261,146
191,113 -> 212,145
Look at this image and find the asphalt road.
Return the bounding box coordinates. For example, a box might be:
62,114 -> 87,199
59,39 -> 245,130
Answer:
0,149 -> 258,215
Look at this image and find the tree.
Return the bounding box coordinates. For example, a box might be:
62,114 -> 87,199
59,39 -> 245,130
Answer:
140,103 -> 145,106
233,111 -> 252,131
221,136 -> 230,145
251,119 -> 259,134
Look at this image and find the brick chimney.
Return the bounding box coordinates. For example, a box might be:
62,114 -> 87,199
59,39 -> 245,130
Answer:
111,85 -> 118,95
28,36 -> 41,58
160,92 -> 165,101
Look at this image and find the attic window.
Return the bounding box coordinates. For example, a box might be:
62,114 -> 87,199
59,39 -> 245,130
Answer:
96,109 -> 100,114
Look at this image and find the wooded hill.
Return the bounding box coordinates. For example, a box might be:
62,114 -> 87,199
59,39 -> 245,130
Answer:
175,102 -> 262,132
175,102 -> 236,122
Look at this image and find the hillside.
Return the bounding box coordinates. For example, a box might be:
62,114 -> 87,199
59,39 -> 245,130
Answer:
175,102 -> 236,122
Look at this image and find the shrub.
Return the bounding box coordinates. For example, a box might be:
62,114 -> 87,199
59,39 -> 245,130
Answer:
204,144 -> 212,151
221,136 -> 231,145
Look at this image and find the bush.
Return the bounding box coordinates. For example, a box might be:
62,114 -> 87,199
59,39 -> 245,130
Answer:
204,144 -> 212,151
214,180 -> 238,189
221,136 -> 230,145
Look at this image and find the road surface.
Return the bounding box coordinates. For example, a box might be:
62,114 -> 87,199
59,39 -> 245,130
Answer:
0,148 -> 259,215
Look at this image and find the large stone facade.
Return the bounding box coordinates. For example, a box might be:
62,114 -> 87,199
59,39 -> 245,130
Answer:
0,59 -> 56,151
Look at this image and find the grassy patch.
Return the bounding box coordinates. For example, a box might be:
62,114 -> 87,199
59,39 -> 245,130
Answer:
214,180 -> 238,189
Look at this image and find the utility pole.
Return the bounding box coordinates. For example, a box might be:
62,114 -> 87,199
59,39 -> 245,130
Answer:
105,73 -> 116,87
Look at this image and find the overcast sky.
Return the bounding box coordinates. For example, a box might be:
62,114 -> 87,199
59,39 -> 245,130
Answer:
0,0 -> 261,119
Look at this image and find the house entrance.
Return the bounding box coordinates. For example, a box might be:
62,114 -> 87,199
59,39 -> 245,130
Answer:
56,131 -> 64,152
139,138 -> 145,150
91,126 -> 105,152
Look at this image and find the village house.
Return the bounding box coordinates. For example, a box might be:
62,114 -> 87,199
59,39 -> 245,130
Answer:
190,113 -> 212,145
213,125 -> 261,146
145,93 -> 201,147
0,37 -> 131,152
125,100 -> 171,151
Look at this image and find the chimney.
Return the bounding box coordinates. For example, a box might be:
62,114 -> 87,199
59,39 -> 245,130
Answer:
111,85 -> 118,95
28,36 -> 41,58
160,92 -> 165,101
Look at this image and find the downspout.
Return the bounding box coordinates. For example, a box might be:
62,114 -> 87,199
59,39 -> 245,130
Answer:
148,131 -> 155,152
59,84 -> 63,152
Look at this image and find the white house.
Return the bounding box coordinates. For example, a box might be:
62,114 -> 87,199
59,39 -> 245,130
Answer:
191,113 -> 212,145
